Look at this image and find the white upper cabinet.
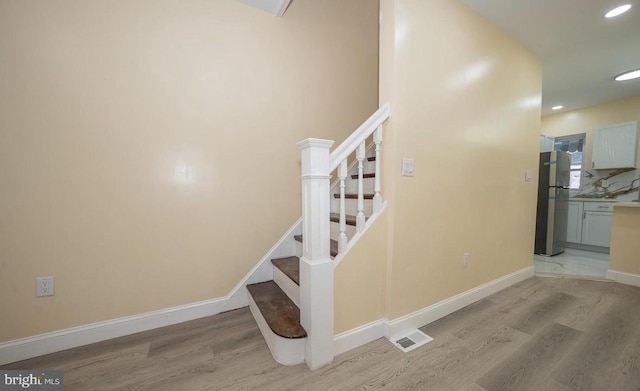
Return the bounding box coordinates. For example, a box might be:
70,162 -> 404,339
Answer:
591,121 -> 638,169
540,134 -> 554,152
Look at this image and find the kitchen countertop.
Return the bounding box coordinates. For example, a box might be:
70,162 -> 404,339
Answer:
613,202 -> 640,208
570,198 -> 625,202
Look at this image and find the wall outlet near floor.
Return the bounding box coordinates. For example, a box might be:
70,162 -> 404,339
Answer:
463,253 -> 469,268
36,276 -> 55,297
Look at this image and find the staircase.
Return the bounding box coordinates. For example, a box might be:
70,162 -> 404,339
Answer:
244,103 -> 390,369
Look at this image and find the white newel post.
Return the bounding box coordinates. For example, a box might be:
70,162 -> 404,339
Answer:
297,138 -> 335,370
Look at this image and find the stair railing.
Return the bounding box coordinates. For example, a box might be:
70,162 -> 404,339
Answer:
297,103 -> 390,370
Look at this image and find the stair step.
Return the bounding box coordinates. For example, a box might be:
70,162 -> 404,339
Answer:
246,281 -> 307,339
351,173 -> 375,179
293,235 -> 338,258
367,156 -> 376,161
333,193 -> 374,199
329,213 -> 358,226
271,257 -> 300,286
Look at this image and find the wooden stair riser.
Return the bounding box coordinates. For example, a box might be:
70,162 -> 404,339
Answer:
273,266 -> 300,307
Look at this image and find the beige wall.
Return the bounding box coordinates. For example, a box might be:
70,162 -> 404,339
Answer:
541,94 -> 640,167
609,207 -> 640,275
334,211 -> 388,334
0,0 -> 379,342
378,0 -> 541,320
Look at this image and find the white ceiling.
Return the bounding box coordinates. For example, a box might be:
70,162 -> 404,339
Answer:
461,0 -> 640,116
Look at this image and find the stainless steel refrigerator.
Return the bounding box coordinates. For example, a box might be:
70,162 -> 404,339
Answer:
535,151 -> 571,256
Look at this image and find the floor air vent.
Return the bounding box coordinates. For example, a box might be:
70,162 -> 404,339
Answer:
391,329 -> 433,353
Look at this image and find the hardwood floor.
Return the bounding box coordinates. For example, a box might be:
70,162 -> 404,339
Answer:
3,276 -> 640,391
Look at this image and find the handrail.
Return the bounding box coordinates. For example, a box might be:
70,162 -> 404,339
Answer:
329,103 -> 390,172
297,102 -> 389,369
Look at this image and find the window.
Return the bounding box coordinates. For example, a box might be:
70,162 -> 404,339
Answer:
554,134 -> 585,190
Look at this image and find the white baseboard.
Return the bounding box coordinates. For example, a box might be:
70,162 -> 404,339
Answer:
2,261 -> 533,366
0,218 -> 303,366
332,266 -> 535,355
606,269 -> 640,287
333,319 -> 386,356
0,296 -> 228,366
386,266 -> 535,338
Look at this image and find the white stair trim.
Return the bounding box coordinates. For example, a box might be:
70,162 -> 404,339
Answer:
332,201 -> 387,267
223,217 -> 302,312
247,292 -> 305,366
273,265 -> 300,307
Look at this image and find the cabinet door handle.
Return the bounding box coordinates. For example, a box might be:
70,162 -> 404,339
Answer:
592,161 -> 595,168
598,205 -> 609,209
583,211 -> 586,219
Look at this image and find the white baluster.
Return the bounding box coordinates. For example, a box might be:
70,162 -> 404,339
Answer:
356,142 -> 366,232
338,159 -> 348,254
373,125 -> 383,213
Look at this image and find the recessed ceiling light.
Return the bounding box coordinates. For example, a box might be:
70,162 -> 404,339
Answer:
615,69 -> 640,81
605,4 -> 632,18
552,105 -> 564,110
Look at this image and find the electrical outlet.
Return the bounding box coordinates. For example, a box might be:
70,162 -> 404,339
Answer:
601,179 -> 609,188
36,276 -> 54,297
463,253 -> 469,268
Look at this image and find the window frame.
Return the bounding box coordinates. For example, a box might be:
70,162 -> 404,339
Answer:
554,133 -> 586,191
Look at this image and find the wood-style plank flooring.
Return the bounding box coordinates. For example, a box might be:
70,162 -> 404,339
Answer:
3,276 -> 640,390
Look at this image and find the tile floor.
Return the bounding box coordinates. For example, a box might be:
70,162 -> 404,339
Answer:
533,248 -> 609,278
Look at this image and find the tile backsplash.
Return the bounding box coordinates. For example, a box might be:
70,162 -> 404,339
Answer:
573,168 -> 640,201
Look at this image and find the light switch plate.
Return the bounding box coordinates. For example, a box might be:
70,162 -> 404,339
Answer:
402,158 -> 414,177
525,169 -> 532,182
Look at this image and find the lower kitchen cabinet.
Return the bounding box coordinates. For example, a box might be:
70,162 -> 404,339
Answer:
581,211 -> 613,247
566,201 -> 613,248
567,201 -> 583,243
